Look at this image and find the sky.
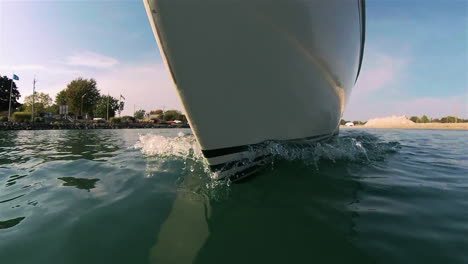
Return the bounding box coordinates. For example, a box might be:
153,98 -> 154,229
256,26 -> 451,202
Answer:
0,0 -> 466,119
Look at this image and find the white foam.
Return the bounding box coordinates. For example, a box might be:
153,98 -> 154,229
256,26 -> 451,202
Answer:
135,132 -> 400,177
135,133 -> 203,161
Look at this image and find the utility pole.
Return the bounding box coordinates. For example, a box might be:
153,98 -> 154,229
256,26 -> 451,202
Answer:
81,93 -> 87,119
106,93 -> 109,120
118,96 -> 121,117
8,76 -> 14,120
31,77 -> 37,122
118,93 -> 124,118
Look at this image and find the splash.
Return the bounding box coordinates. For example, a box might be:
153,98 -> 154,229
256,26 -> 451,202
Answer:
135,132 -> 204,161
135,131 -> 400,177
265,133 -> 400,168
135,132 -> 215,185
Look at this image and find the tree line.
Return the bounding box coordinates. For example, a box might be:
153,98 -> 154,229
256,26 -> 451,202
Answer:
409,115 -> 467,123
0,76 -> 124,120
1,75 -> 186,122
340,119 -> 365,125
133,109 -> 186,122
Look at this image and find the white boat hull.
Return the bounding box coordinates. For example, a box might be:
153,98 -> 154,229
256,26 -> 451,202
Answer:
144,0 -> 365,180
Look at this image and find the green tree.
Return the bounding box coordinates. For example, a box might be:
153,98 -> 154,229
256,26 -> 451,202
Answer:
441,116 -> 458,123
409,116 -> 420,123
93,95 -> 124,119
163,109 -> 183,121
0,76 -> 21,112
180,114 -> 187,123
58,78 -> 100,117
45,104 -> 59,114
340,119 -> 346,125
23,92 -> 53,114
134,109 -> 146,120
420,115 -> 430,123
55,90 -> 67,105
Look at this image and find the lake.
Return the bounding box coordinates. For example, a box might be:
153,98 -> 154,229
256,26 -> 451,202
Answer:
0,128 -> 467,264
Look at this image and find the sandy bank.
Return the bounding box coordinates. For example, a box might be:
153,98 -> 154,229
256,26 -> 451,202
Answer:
341,123 -> 468,130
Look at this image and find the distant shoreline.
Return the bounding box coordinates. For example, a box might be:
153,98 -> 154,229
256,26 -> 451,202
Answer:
2,122 -> 466,131
0,122 -> 190,131
341,123 -> 468,130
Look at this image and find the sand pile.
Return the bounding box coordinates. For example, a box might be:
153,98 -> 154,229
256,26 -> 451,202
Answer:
341,115 -> 467,130
364,115 -> 415,127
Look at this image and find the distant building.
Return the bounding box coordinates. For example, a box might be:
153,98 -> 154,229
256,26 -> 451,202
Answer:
345,122 -> 354,127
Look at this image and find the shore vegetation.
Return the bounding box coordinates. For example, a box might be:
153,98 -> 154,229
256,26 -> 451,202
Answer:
0,76 -> 21,112
410,115 -> 467,123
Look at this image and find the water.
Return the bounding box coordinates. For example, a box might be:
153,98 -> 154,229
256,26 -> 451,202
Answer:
0,128 -> 467,264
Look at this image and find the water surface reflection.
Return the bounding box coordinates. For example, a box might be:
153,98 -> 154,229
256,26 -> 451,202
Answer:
58,177 -> 100,192
151,161 -> 373,264
0,129 -> 123,167
0,216 -> 26,229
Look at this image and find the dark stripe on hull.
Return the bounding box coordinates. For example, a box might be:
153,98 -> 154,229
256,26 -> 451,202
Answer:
227,164 -> 262,182
202,132 -> 337,159
209,154 -> 272,172
202,145 -> 254,159
209,131 -> 339,182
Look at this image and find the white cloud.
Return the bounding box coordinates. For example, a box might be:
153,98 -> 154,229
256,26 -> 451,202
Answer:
65,51 -> 119,68
1,52 -> 180,112
345,51 -> 468,121
353,53 -> 408,96
0,64 -> 80,75
344,52 -> 410,120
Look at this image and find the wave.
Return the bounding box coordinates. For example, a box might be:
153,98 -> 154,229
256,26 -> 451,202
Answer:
265,133 -> 401,167
135,132 -> 204,161
135,131 -> 401,179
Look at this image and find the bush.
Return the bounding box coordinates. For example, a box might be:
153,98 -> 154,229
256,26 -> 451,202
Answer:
94,119 -> 106,124
420,115 -> 430,123
12,112 -> 32,122
441,116 -> 459,123
0,116 -> 8,122
409,116 -> 420,123
34,117 -> 44,123
52,121 -> 62,125
162,110 -> 183,121
122,116 -> 135,123
109,117 -> 121,124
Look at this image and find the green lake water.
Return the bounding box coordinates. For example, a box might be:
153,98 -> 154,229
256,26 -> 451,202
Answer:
0,128 -> 467,263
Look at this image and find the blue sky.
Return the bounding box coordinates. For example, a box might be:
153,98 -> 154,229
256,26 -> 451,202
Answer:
0,0 -> 466,119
